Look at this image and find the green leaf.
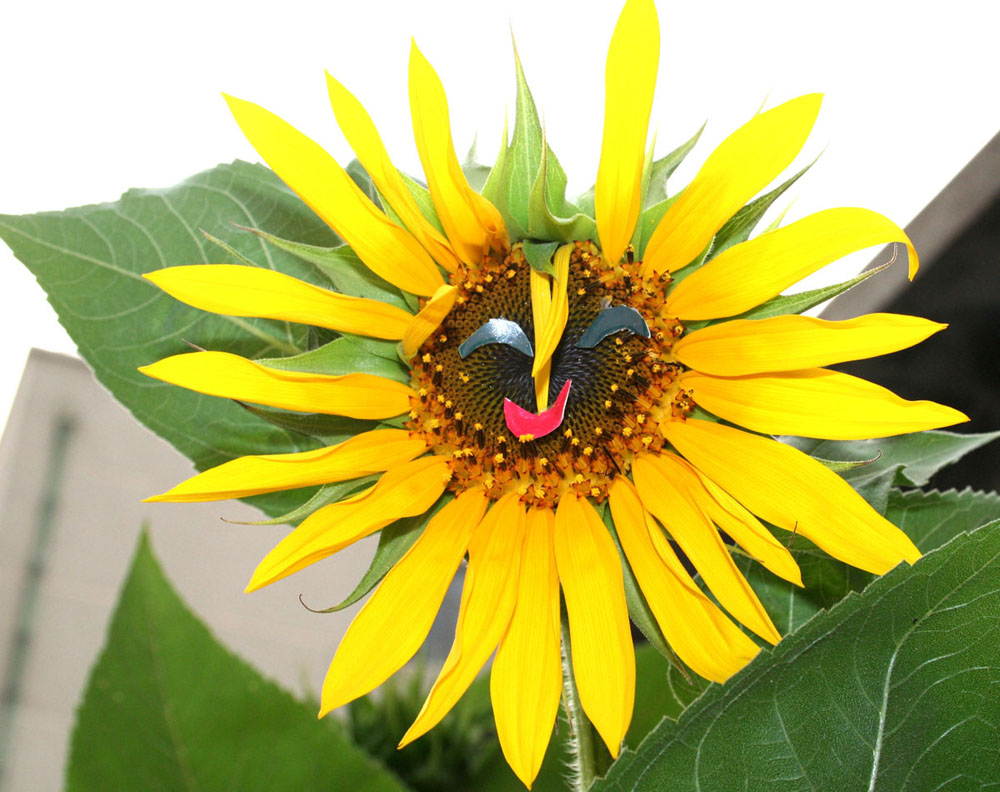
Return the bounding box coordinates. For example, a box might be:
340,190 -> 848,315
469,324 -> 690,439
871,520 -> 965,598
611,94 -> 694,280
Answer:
259,335 -> 409,382
787,429 -> 1000,490
67,531 -> 408,792
0,160 -> 364,519
302,494 -> 453,613
594,520 -> 1000,791
709,157 -> 816,258
242,226 -> 409,310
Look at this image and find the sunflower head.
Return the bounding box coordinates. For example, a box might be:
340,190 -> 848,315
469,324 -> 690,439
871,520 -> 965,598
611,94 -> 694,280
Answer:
138,0 -> 967,787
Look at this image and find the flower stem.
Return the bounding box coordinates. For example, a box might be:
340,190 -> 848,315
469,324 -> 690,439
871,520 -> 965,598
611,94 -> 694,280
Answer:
560,615 -> 611,790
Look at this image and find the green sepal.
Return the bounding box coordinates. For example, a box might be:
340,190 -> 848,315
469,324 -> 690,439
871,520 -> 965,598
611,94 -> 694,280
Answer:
709,154 -> 818,259
521,239 -> 559,276
527,138 -> 597,242
644,123 -> 705,208
635,194 -> 679,259
719,256 -> 896,324
240,226 -> 410,309
462,136 -> 492,192
234,402 -> 381,444
301,492 -> 454,613
602,505 -> 691,678
811,452 -> 883,473
398,170 -> 447,236
226,476 -> 379,526
258,335 -> 409,382
482,37 -> 588,243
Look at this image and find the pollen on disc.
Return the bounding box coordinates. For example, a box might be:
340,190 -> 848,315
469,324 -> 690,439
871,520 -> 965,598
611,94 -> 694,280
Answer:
406,241 -> 694,508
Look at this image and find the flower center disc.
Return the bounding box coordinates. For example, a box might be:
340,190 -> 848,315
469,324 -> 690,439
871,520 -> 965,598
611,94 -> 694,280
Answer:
406,241 -> 693,508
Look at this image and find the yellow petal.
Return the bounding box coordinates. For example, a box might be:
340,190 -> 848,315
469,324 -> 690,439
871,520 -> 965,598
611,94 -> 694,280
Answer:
594,0 -> 659,266
633,453 -> 781,644
554,494 -> 634,757
663,419 -> 921,574
531,244 -> 571,380
246,456 -> 450,592
666,208 -> 920,320
399,492 -> 525,747
145,265 -> 414,340
319,488 -> 487,715
490,508 -> 561,789
146,429 -> 428,503
139,351 -> 413,420
674,313 -> 946,376
408,42 -> 508,265
402,284 -> 458,359
643,94 -> 822,277
687,467 -> 803,586
609,476 -> 760,683
530,267 -> 554,411
682,368 -> 969,440
326,72 -> 461,273
223,94 -> 443,296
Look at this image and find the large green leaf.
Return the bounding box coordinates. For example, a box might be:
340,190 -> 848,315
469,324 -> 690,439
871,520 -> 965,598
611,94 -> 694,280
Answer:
67,531 -> 408,792
0,160 -> 357,518
594,520 -> 1000,791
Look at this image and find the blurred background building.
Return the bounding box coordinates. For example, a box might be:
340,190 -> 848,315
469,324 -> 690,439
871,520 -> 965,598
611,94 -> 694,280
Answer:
0,131 -> 997,791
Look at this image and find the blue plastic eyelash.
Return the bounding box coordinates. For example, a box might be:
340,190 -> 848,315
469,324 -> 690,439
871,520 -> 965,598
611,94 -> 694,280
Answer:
575,305 -> 650,348
459,318 -> 535,359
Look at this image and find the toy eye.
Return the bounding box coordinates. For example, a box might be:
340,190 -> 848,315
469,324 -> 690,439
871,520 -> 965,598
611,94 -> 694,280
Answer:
459,318 -> 534,359
576,305 -> 650,348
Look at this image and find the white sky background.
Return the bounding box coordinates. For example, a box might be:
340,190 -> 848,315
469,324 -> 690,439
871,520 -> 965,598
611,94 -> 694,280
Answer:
1,0 -> 998,428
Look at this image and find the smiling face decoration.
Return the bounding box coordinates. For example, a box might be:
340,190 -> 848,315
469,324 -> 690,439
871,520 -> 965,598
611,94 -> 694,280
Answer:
407,240 -> 687,509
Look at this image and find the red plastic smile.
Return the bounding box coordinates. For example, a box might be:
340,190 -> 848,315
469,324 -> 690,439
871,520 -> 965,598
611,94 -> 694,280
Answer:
503,379 -> 572,440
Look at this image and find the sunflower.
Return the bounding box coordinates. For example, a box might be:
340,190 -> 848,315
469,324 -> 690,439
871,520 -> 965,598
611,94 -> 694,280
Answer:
138,0 -> 967,786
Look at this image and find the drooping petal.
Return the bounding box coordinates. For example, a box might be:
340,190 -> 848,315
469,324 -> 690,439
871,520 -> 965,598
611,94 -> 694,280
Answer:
554,494 -> 634,757
399,492 -> 525,747
223,94 -> 443,296
681,368 -> 968,440
408,42 -> 508,265
666,208 -> 919,320
530,267 -> 554,411
663,419 -> 921,574
145,429 -> 428,503
531,245 -> 571,389
632,454 -> 781,644
326,72 -> 461,273
594,0 -> 659,266
402,284 -> 458,359
144,265 -> 414,340
246,456 -> 450,591
318,488 -> 487,716
609,476 -> 760,682
643,94 -> 822,277
490,507 -> 561,789
687,467 -> 803,586
673,313 -> 946,376
139,351 -> 413,420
